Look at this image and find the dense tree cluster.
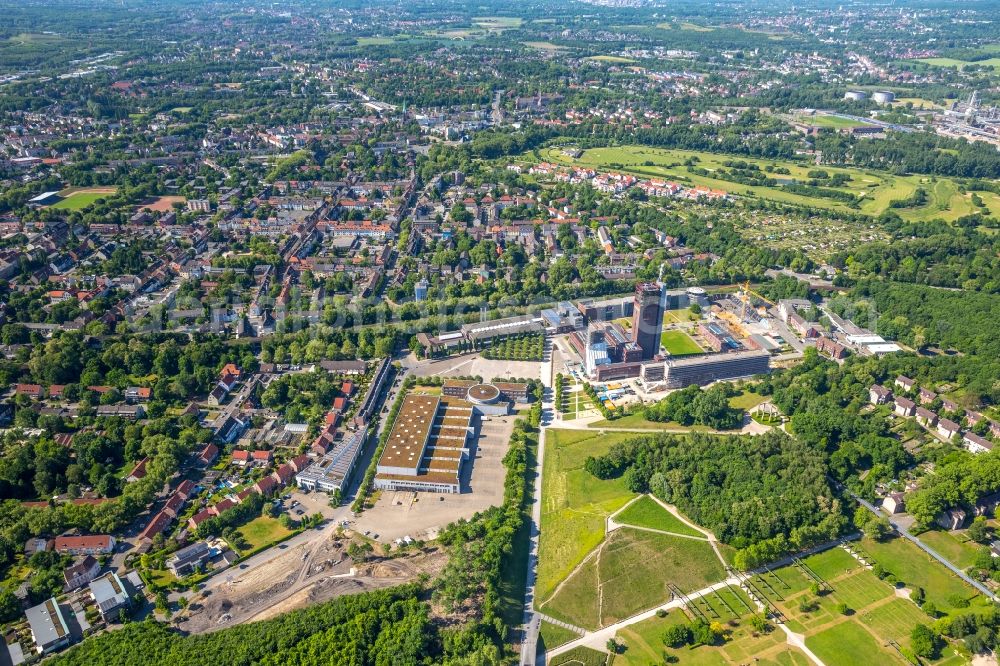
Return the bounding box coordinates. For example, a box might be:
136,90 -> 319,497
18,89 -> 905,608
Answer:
584,431 -> 845,554
51,585 -> 443,666
642,384 -> 743,430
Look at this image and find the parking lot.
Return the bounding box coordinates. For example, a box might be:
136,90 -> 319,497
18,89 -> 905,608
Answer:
408,352 -> 542,383
352,411 -> 518,544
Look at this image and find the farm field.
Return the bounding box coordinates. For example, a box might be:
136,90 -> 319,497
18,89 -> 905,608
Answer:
613,495 -> 704,537
356,36 -> 397,45
533,144 -> 993,224
661,329 -> 703,356
472,16 -> 523,29
916,57 -> 1000,70
523,41 -> 566,51
536,429 -> 638,601
540,528 -> 724,629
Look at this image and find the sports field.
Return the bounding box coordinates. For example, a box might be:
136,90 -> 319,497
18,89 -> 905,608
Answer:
661,329 -> 702,356
49,187 -> 117,211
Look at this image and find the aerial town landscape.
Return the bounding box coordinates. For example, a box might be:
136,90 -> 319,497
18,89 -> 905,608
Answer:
0,0 -> 1000,664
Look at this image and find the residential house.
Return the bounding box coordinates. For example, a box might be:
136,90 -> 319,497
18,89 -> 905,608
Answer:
63,556 -> 100,591
253,475 -> 278,496
869,385 -> 892,405
138,510 -> 172,542
197,443 -> 219,466
918,388 -> 937,405
89,572 -> 130,621
15,384 -> 45,399
166,541 -> 210,577
53,535 -> 115,556
964,432 -> 994,455
894,376 -> 915,392
893,397 -> 916,417
124,387 -> 151,403
26,598 -> 72,654
882,492 -> 905,514
272,463 -> 295,486
125,457 -> 148,483
937,418 -> 961,441
915,407 -> 938,428
936,507 -> 966,531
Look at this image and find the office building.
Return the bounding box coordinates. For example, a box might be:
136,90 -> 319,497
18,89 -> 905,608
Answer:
664,351 -> 770,388
631,282 -> 664,360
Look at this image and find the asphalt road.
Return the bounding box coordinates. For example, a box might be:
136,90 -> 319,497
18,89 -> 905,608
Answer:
519,339 -> 553,666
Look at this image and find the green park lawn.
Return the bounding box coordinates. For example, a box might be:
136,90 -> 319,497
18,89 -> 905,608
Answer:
797,113 -> 872,129
806,620 -> 902,666
613,495 -> 704,537
728,389 -> 766,411
615,590 -> 807,666
587,412 -> 712,431
860,536 -> 980,611
537,429 -> 638,601
541,528 -> 725,629
917,529 -> 982,570
661,329 -> 703,356
747,544 -> 974,664
583,55 -> 637,63
548,647 -> 610,666
538,620 -> 579,652
533,144 -> 988,224
237,516 -> 294,553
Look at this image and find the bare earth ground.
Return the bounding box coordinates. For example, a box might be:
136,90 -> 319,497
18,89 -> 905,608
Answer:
139,195 -> 186,212
179,533 -> 447,633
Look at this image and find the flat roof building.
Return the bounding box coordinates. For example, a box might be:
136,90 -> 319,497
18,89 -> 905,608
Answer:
295,430 -> 367,493
374,394 -> 472,494
26,598 -> 71,654
664,351 -> 770,388
89,572 -> 130,621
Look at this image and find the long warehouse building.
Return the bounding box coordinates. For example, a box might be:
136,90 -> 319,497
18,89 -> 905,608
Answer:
373,394 -> 473,494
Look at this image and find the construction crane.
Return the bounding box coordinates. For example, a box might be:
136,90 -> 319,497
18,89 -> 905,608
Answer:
738,280 -> 776,323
